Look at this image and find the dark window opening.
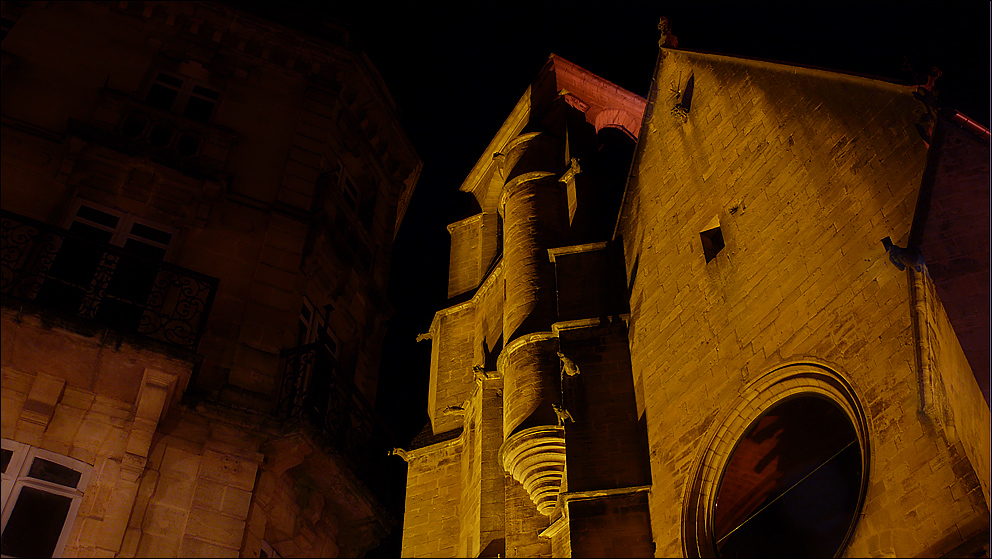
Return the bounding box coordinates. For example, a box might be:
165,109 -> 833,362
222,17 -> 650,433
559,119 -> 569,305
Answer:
0,486 -> 73,558
1,448 -> 12,473
75,206 -> 120,229
146,82 -> 180,112
129,222 -> 173,246
701,226 -> 724,263
1,17 -> 16,43
342,177 -> 359,210
27,458 -> 82,489
148,123 -> 175,148
183,95 -> 216,123
144,72 -> 221,124
358,188 -> 377,231
713,395 -> 863,558
120,113 -> 149,139
175,131 -> 202,157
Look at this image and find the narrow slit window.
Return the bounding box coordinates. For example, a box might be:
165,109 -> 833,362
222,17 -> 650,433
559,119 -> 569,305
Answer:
701,225 -> 724,263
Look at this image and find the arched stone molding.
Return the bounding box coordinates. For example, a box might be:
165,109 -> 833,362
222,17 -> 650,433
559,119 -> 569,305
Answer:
594,108 -> 639,139
681,361 -> 872,558
499,425 -> 567,516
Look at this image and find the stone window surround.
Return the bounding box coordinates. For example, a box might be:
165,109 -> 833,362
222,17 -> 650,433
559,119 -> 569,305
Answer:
680,361 -> 872,558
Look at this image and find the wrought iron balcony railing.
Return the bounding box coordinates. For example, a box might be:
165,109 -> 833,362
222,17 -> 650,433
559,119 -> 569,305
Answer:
274,341 -> 378,471
1,211 -> 218,351
68,88 -> 238,182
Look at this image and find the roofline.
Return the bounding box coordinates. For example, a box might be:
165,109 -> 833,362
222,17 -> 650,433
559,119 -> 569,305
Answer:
458,54 -> 646,200
665,47 -> 916,95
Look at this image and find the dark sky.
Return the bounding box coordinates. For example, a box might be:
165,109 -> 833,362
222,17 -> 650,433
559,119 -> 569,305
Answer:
228,2 -> 988,552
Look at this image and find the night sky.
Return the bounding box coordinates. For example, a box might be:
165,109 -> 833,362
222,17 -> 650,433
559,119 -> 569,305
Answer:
231,2 -> 988,553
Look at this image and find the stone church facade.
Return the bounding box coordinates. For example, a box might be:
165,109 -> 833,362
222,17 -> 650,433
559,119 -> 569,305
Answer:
398,42 -> 989,558
1,2 -> 419,557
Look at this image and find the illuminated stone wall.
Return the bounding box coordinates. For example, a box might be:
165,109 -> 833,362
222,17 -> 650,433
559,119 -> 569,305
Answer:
620,48 -> 989,557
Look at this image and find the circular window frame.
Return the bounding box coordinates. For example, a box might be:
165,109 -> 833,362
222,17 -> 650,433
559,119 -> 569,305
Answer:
682,362 -> 872,558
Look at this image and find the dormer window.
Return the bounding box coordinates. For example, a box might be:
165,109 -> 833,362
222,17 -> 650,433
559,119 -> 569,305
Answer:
144,71 -> 221,124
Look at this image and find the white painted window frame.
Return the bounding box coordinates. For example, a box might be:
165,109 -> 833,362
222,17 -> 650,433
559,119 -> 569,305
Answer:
64,199 -> 180,261
0,440 -> 92,559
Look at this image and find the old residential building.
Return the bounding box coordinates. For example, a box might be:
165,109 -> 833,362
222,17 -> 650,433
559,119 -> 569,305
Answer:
398,38 -> 989,559
1,1 -> 419,557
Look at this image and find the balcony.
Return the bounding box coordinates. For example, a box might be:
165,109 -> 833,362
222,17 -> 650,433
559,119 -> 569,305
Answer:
1,211 -> 218,351
274,340 -> 382,472
68,88 -> 237,182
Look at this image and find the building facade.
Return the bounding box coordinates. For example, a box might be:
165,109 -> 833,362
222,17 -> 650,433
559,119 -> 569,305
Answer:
1,1 -> 419,557
398,41 -> 989,558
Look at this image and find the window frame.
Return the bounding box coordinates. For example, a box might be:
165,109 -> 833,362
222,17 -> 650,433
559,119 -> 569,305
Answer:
0,440 -> 92,559
298,297 -> 340,358
64,199 -> 180,262
142,70 -> 222,124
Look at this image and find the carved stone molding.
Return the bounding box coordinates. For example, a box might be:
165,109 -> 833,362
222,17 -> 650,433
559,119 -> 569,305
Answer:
499,425 -> 566,516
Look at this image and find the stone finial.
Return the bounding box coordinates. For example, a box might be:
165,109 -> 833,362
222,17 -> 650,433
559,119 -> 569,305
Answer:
658,17 -> 678,48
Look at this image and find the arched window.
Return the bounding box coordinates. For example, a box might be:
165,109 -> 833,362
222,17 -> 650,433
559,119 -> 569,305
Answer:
683,364 -> 871,559
713,395 -> 863,557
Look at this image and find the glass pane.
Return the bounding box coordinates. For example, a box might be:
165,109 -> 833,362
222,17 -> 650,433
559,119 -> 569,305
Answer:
155,73 -> 184,88
0,486 -> 73,558
191,85 -> 220,100
27,458 -> 81,488
146,83 -> 179,111
175,132 -> 202,157
67,221 -> 113,244
714,395 -> 861,558
183,96 -> 216,123
121,113 -> 148,139
75,206 -> 119,229
129,223 -> 173,246
46,235 -> 105,285
297,318 -> 309,347
1,448 -> 12,473
121,239 -> 167,261
148,123 -> 175,148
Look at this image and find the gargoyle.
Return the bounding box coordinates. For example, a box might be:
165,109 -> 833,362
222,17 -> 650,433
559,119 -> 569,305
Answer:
557,351 -> 580,377
552,403 -> 574,427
